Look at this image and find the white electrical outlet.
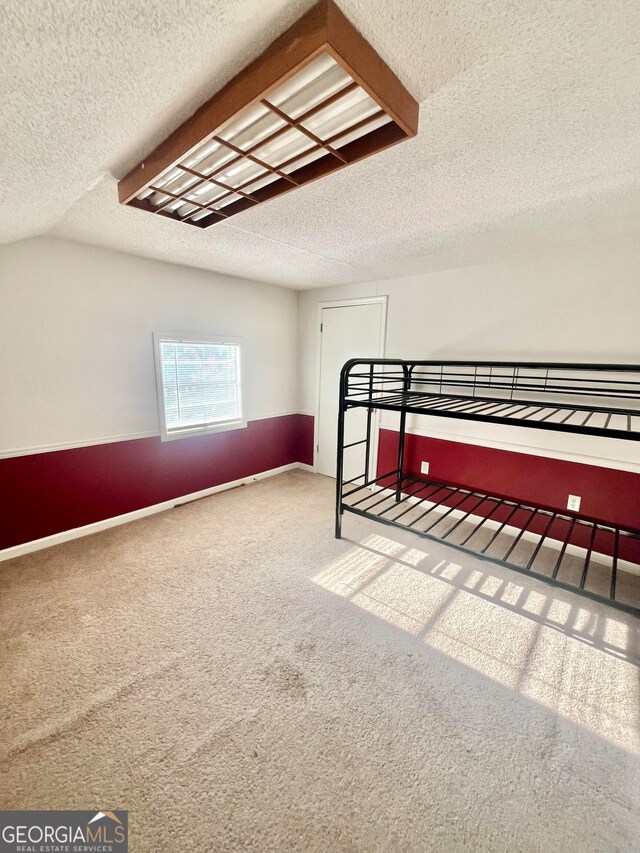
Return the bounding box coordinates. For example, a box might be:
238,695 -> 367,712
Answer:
567,494 -> 581,512
421,461 -> 430,475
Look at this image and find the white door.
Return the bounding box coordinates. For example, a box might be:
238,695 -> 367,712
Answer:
317,301 -> 385,479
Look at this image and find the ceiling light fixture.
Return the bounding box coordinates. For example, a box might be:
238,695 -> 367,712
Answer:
118,0 -> 419,228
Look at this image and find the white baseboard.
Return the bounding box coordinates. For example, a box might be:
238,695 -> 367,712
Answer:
0,462 -> 313,562
365,486 -> 640,576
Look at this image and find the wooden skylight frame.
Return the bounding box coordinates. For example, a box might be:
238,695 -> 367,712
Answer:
118,0 -> 419,228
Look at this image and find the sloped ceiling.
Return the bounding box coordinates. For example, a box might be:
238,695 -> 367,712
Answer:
2,0 -> 639,288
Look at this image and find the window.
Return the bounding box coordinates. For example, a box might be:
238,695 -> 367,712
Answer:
153,333 -> 246,440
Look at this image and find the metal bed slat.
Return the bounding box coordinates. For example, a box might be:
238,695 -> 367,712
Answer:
341,469 -> 399,496
345,394 -> 638,439
525,512 -> 558,571
611,529 -> 619,601
480,505 -> 523,554
440,495 -> 493,540
382,482 -> 448,522
418,489 -> 482,534
551,518 -> 577,579
348,390 -> 637,419
457,498 -> 506,546
519,406 -> 549,420
558,408 -> 579,424
501,508 -> 539,562
382,483 -> 457,522
389,483 -> 461,527
579,524 -> 599,589
350,476 -> 421,511
353,392 -> 637,423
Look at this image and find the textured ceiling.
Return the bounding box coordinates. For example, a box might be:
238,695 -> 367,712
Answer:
2,0 -> 640,289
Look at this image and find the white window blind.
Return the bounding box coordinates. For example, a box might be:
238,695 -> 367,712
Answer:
154,334 -> 245,440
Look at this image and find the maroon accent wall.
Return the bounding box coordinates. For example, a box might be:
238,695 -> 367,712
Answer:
294,413 -> 315,467
377,429 -> 640,533
1,414 -> 315,550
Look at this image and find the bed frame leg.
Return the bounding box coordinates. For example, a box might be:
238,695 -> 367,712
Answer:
336,374 -> 346,539
395,375 -> 408,501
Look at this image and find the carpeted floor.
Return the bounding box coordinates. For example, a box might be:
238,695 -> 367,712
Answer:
1,470 -> 639,852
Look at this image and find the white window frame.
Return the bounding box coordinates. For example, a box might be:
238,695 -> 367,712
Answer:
153,331 -> 247,441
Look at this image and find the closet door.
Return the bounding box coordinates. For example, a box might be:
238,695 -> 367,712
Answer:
317,300 -> 385,479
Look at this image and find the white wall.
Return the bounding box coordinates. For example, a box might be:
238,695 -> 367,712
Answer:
0,237 -> 298,456
2,235 -> 638,469
298,239 -> 640,471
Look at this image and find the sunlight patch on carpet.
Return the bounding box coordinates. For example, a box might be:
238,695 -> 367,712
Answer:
313,533 -> 640,754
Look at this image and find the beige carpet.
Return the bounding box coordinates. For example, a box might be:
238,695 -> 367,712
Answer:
1,470 -> 638,852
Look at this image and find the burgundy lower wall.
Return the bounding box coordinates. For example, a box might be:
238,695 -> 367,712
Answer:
378,429 -> 640,533
5,413 -> 635,553
294,413 -> 315,468
1,414 -> 314,550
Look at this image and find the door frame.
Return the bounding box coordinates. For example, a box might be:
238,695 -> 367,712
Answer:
313,295 -> 388,477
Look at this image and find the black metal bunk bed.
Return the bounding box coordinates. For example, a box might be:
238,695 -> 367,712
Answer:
335,360 -> 640,616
